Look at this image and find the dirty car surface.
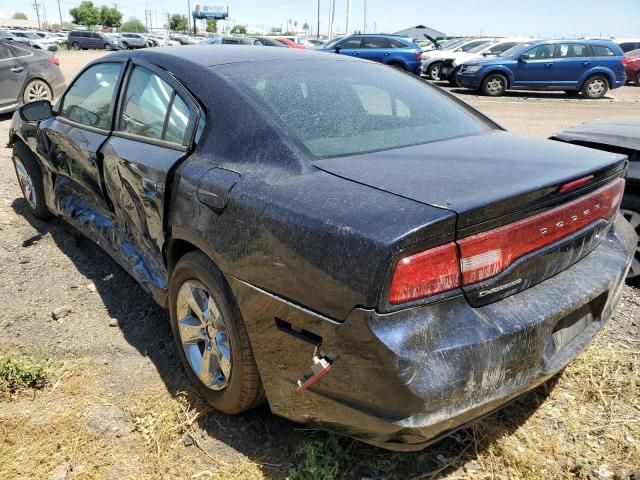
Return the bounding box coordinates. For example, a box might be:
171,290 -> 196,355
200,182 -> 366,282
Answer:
8,46 -> 637,450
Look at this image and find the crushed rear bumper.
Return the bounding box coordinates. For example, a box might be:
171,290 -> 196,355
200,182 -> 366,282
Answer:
228,214 -> 636,450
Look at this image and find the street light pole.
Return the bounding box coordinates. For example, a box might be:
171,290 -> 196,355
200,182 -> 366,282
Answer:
187,0 -> 191,34
345,0 -> 352,35
316,0 -> 320,39
363,0 -> 368,33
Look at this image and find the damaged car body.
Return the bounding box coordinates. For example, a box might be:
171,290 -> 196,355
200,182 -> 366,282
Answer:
551,117 -> 640,280
8,46 -> 637,450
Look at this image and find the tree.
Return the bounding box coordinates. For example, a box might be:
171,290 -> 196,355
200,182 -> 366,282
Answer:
169,13 -> 188,32
206,19 -> 217,33
100,5 -> 122,28
230,25 -> 246,35
302,22 -> 310,36
294,20 -> 298,32
12,12 -> 28,20
121,17 -> 146,32
69,1 -> 100,29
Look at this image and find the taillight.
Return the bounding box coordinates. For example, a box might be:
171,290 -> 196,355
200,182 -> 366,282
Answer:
388,178 -> 625,304
622,58 -> 629,67
458,178 -> 624,284
48,55 -> 59,66
416,51 -> 423,61
389,243 -> 460,304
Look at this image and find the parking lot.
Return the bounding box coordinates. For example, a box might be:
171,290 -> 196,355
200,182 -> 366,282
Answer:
0,49 -> 639,479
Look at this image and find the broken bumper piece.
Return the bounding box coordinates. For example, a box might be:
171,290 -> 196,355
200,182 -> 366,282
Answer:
229,214 -> 637,451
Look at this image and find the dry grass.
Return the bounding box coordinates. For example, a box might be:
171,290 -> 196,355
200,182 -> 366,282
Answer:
0,320 -> 637,480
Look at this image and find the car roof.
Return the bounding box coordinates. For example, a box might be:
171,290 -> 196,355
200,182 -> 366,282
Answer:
106,44 -> 334,67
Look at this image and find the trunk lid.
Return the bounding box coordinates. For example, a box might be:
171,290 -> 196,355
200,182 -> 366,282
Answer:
315,131 -> 626,235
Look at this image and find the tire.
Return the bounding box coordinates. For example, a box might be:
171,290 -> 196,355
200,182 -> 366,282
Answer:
428,61 -> 442,80
389,62 -> 407,71
581,75 -> 609,99
23,79 -> 53,103
448,66 -> 461,86
635,72 -> 640,86
122,42 -> 129,49
621,193 -> 640,281
481,73 -> 507,96
169,251 -> 264,414
104,43 -> 113,51
71,41 -> 80,50
11,142 -> 52,220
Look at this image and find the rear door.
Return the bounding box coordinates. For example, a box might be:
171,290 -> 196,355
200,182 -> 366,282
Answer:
100,61 -> 199,282
553,42 -> 592,87
0,42 -> 27,109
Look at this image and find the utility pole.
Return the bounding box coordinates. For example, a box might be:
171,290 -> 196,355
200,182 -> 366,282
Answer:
32,1 -> 42,29
363,0 -> 368,33
327,0 -> 335,39
316,0 -> 320,39
345,0 -> 352,35
57,0 -> 64,29
41,0 -> 48,28
187,0 -> 191,34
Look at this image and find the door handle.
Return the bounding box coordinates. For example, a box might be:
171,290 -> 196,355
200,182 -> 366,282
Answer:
544,63 -> 553,68
352,52 -> 359,56
583,61 -> 591,66
383,52 -> 390,56
11,66 -> 24,73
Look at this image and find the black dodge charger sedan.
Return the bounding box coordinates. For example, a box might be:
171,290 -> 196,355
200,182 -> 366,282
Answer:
8,46 -> 636,450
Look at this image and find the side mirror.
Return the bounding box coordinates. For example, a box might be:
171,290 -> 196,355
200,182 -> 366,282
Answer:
518,54 -> 530,62
335,45 -> 342,52
19,100 -> 53,122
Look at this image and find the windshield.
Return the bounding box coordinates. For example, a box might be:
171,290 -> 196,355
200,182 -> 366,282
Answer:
467,41 -> 496,53
216,59 -> 492,158
24,32 -> 40,39
499,42 -> 538,57
323,37 -> 343,48
441,39 -> 467,50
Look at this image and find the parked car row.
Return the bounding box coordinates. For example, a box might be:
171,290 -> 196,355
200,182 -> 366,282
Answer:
0,29 -> 58,51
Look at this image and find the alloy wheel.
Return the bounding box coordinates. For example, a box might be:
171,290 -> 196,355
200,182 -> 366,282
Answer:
14,157 -> 37,209
176,280 -> 232,391
429,63 -> 441,79
587,79 -> 606,97
486,77 -> 504,95
621,208 -> 640,279
23,80 -> 51,103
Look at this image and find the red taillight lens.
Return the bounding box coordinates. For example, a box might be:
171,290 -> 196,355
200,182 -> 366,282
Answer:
48,55 -> 59,66
458,178 -> 625,284
388,178 -> 625,304
416,51 -> 423,61
389,243 -> 460,304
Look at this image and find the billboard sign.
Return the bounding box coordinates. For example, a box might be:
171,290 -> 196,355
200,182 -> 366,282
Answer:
193,5 -> 229,19
271,27 -> 282,33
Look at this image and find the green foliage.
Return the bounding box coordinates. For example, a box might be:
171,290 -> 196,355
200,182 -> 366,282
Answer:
0,354 -> 57,394
303,22 -> 310,34
12,12 -> 28,20
121,17 -> 147,33
99,5 -> 122,28
288,435 -> 348,480
206,19 -> 217,34
230,24 -> 246,35
169,14 -> 188,32
69,1 -> 100,28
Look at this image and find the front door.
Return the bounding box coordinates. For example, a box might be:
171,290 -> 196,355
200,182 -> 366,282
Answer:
336,36 -> 363,58
513,43 -> 556,87
0,43 -> 26,109
100,62 -> 198,295
359,36 -> 391,63
40,61 -> 125,223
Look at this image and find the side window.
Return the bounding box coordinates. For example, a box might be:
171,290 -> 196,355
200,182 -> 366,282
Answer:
8,44 -> 32,58
592,45 -> 616,57
362,37 -> 392,49
389,39 -> 409,49
91,32 -> 101,39
0,44 -> 12,60
340,37 -> 362,49
557,43 -> 589,58
60,62 -> 122,129
525,44 -> 555,59
119,66 -> 191,144
488,42 -> 518,55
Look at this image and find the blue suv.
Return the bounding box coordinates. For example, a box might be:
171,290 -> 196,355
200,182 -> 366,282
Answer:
318,34 -> 423,74
456,39 -> 626,98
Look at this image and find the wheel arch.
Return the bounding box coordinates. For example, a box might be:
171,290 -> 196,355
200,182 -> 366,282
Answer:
482,68 -> 513,88
579,68 -> 614,90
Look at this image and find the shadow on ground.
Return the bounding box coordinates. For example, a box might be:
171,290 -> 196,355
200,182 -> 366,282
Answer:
12,196 -> 558,479
430,81 -> 614,101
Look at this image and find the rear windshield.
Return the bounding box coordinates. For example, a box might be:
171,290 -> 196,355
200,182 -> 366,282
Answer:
216,59 -> 493,158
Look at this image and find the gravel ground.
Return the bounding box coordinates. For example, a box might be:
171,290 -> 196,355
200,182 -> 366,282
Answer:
0,50 -> 638,479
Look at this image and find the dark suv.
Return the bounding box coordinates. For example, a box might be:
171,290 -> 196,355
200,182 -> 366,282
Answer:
67,31 -> 120,50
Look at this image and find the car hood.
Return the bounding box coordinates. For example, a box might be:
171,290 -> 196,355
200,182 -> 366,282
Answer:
314,130 -> 627,232
551,117 -> 640,151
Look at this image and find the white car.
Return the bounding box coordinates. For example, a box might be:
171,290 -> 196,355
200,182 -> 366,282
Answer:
9,30 -> 58,51
439,38 -> 531,85
422,38 -> 496,79
150,34 -> 179,46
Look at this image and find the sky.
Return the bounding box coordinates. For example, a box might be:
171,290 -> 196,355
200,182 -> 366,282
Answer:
2,0 -> 639,38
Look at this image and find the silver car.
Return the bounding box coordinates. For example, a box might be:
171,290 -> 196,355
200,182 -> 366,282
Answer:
9,30 -> 58,52
0,40 -> 65,113
118,33 -> 150,49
